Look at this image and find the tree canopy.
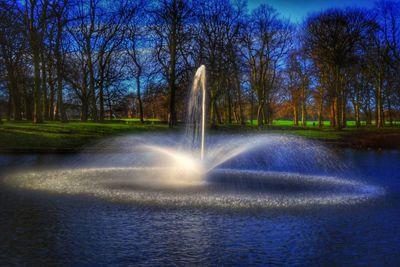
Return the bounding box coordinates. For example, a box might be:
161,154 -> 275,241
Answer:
0,0 -> 399,128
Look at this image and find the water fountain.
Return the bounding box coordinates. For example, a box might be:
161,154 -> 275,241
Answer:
187,64 -> 206,160
3,66 -> 384,209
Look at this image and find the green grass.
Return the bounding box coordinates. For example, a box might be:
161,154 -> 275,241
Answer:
247,119 -> 400,127
0,120 -> 169,152
220,119 -> 400,143
217,124 -> 344,140
283,129 -> 342,139
122,118 -> 161,124
248,119 -> 328,127
0,118 -> 399,152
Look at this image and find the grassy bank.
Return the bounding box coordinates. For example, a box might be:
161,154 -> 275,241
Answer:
248,119 -> 400,127
0,120 -> 169,152
290,127 -> 400,149
0,119 -> 399,152
216,123 -> 400,149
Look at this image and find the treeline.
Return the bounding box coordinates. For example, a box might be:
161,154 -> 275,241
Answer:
0,0 -> 399,129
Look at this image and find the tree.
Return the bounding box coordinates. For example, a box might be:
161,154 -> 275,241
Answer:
305,8 -> 370,129
23,0 -> 49,123
67,0 -> 100,121
0,0 -> 26,121
194,0 -> 245,126
151,0 -> 193,127
376,0 -> 400,126
287,49 -> 311,126
125,0 -> 147,123
51,0 -> 68,122
243,4 -> 292,127
95,0 -> 133,122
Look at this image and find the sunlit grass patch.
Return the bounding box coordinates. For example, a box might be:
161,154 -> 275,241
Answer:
0,121 -> 169,151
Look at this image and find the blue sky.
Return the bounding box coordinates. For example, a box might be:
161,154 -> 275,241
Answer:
247,0 -> 376,22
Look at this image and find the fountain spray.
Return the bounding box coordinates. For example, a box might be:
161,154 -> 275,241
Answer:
188,65 -> 206,160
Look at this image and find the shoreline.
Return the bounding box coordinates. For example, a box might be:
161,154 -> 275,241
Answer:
1,132 -> 399,154
1,121 -> 399,153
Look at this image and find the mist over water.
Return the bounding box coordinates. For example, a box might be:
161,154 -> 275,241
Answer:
3,133 -> 384,209
0,148 -> 398,266
2,65 -> 385,209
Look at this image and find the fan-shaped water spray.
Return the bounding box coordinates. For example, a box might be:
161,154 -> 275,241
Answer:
3,66 -> 385,209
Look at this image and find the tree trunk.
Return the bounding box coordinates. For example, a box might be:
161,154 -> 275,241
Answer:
136,74 -> 144,123
387,94 -> 393,126
317,108 -> 322,128
41,50 -> 49,121
354,100 -> 360,127
301,98 -> 306,127
48,61 -> 55,120
236,77 -> 245,125
87,49 -> 97,121
210,89 -> 216,127
167,3 -> 177,128
9,78 -> 22,121
264,103 -> 273,125
23,83 -> 33,121
257,102 -> 263,128
376,73 -> 384,128
98,78 -> 105,122
318,93 -> 323,128
107,90 -> 113,120
81,97 -> 88,122
330,100 -> 336,128
334,68 -> 342,130
341,91 -> 346,128
335,97 -> 341,130
56,63 -> 67,123
365,88 -> 372,125
7,93 -> 11,121
227,89 -> 232,124
33,45 -> 43,124
293,103 -> 298,126
250,91 -> 254,126
98,52 -> 107,122
168,70 -> 177,127
55,13 -> 67,122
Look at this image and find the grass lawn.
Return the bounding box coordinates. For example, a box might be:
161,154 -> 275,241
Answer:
244,120 -> 400,144
283,127 -> 399,140
248,119 -> 400,127
217,120 -> 400,149
0,119 -> 399,152
0,120 -> 170,152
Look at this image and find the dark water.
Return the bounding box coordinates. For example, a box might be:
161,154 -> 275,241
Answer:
0,149 -> 399,266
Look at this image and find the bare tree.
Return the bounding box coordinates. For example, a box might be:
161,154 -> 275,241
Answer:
243,4 -> 292,127
305,8 -> 370,129
125,0 -> 147,123
22,0 -> 49,123
0,0 -> 26,121
51,0 -> 68,122
287,49 -> 311,126
194,0 -> 245,126
151,0 -> 193,127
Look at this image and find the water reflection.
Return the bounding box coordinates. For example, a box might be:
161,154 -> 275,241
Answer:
0,149 -> 399,265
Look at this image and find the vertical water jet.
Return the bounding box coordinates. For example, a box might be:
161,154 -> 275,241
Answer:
186,65 -> 207,160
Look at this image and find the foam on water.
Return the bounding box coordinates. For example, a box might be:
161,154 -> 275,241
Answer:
4,167 -> 384,209
1,65 -> 385,210
3,133 -> 385,210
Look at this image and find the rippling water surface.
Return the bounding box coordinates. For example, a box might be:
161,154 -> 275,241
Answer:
0,134 -> 399,265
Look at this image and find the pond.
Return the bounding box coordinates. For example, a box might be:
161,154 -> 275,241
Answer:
0,135 -> 399,266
